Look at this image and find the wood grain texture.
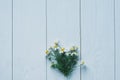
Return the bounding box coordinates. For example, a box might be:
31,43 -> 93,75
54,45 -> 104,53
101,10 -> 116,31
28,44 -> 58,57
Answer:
0,0 -> 12,80
47,0 -> 80,80
81,0 -> 114,80
13,0 -> 46,80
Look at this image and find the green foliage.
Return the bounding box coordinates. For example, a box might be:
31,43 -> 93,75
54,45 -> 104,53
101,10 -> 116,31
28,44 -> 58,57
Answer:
46,42 -> 79,77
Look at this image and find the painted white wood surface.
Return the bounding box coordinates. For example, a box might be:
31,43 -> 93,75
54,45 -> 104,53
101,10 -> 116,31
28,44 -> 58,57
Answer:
116,0 -> 120,80
47,0 -> 80,80
0,0 -> 12,80
13,0 -> 46,80
81,0 -> 114,80
0,0 -> 120,80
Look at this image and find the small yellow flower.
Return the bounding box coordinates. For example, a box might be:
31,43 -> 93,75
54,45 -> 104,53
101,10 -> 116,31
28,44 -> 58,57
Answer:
54,41 -> 59,45
60,48 -> 65,53
53,41 -> 59,49
61,48 -> 65,52
70,46 -> 75,51
54,45 -> 58,48
70,46 -> 78,51
45,50 -> 49,54
70,47 -> 75,51
80,60 -> 85,65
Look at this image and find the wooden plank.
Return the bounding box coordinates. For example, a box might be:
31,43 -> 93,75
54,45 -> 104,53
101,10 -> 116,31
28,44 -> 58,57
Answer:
81,0 -> 114,80
13,0 -> 46,80
47,0 -> 80,80
0,0 -> 12,80
115,0 -> 120,80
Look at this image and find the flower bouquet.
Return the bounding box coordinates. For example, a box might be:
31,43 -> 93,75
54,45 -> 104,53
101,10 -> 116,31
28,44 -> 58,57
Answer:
45,41 -> 84,80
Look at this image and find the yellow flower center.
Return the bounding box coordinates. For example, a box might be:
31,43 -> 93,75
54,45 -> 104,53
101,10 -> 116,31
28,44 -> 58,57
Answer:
54,45 -> 58,48
45,50 -> 49,54
61,48 -> 65,52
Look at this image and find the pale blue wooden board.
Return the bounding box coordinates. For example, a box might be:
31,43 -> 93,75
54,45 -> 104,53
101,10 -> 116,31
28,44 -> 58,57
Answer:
81,0 -> 114,80
0,0 -> 120,80
0,0 -> 12,80
116,0 -> 120,80
13,0 -> 46,80
47,0 -> 80,80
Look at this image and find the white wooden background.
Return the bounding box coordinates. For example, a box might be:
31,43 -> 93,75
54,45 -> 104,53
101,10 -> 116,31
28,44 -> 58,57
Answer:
0,0 -> 120,80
